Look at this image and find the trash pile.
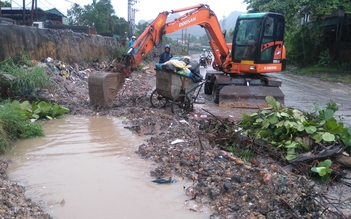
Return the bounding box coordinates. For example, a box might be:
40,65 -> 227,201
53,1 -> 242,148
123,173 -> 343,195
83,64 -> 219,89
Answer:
45,57 -> 91,80
155,56 -> 203,83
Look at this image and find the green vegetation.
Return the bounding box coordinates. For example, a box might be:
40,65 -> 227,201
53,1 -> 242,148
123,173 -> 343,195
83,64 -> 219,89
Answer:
293,65 -> 351,84
0,58 -> 51,98
237,96 -> 351,160
311,159 -> 333,183
0,0 -> 10,7
227,146 -> 253,162
67,0 -> 128,37
0,100 -> 43,153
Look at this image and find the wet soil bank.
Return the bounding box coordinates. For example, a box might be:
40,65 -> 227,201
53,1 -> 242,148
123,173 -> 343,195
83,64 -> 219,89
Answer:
1,59 -> 351,218
0,26 -> 120,63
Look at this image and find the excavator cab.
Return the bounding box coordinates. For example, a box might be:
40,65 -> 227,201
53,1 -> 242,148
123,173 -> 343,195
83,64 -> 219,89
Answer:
232,13 -> 286,71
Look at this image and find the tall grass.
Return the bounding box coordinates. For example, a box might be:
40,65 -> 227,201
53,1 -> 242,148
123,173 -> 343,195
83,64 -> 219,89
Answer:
0,100 -> 44,152
0,58 -> 51,97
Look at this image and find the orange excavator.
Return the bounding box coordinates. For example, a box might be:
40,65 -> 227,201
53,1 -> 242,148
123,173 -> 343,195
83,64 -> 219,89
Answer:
88,4 -> 286,108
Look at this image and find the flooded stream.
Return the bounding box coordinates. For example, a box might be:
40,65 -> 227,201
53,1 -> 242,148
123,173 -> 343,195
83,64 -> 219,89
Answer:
4,116 -> 210,219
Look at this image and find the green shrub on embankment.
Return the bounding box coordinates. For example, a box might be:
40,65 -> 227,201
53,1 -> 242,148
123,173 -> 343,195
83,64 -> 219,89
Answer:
237,97 -> 351,161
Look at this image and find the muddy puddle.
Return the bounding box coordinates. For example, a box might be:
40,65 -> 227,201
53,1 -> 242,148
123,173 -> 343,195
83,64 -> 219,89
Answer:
4,116 -> 210,219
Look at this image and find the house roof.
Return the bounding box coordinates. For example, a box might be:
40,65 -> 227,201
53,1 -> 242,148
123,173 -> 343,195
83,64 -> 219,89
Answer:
1,7 -> 66,17
45,8 -> 66,17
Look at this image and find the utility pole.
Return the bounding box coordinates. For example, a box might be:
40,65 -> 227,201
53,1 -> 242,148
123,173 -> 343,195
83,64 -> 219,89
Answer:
187,33 -> 190,54
23,0 -> 25,25
128,0 -> 138,38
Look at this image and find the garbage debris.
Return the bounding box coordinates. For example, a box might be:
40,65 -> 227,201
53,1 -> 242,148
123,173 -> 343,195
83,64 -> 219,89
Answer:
152,177 -> 173,184
155,57 -> 202,83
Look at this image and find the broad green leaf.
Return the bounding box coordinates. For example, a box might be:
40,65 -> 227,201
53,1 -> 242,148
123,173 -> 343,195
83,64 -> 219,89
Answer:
326,119 -> 343,134
317,167 -> 327,176
37,101 -> 52,114
311,167 -> 318,173
259,130 -> 273,138
250,113 -> 258,117
269,113 -> 279,124
20,101 -> 32,112
256,118 -> 263,123
276,120 -> 284,127
342,138 -> 351,147
305,126 -> 317,134
285,141 -> 298,149
262,119 -> 270,129
280,112 -> 289,117
265,96 -> 276,106
324,109 -> 335,121
292,110 -> 306,122
322,132 -> 335,142
297,124 -> 305,131
286,147 -> 296,160
319,159 -> 332,168
51,103 -> 70,118
312,132 -> 323,143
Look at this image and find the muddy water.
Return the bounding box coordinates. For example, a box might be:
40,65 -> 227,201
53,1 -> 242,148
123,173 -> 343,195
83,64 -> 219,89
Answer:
5,116 -> 210,219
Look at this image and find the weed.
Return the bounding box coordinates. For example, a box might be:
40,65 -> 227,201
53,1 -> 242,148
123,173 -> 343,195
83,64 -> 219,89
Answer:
227,146 -> 253,162
311,159 -> 332,183
0,58 -> 51,98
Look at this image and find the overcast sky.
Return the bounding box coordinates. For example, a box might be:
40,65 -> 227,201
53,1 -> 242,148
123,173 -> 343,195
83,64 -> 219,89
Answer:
11,0 -> 248,22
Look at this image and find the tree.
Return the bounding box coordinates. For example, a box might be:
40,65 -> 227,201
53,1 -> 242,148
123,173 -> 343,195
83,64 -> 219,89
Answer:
244,0 -> 351,24
134,22 -> 149,37
243,0 -> 351,66
0,1 -> 10,7
67,0 -> 128,36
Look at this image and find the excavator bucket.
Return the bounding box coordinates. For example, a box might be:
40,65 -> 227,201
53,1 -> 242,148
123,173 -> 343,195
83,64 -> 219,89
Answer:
88,72 -> 125,108
219,86 -> 284,108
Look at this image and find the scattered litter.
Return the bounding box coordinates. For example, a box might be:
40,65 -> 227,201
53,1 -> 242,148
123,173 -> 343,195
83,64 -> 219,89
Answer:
152,177 -> 172,184
179,119 -> 189,125
171,139 -> 185,144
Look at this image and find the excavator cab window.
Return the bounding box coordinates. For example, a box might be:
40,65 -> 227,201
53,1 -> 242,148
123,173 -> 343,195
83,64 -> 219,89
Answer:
232,13 -> 285,64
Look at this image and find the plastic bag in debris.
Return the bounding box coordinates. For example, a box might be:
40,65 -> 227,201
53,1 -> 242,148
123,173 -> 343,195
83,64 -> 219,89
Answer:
155,63 -> 163,70
164,59 -> 191,70
171,56 -> 181,61
161,63 -> 176,72
188,62 -> 202,83
181,56 -> 191,65
176,68 -> 192,77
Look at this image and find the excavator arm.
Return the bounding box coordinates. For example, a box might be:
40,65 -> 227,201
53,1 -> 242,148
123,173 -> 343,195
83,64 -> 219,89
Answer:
119,4 -> 229,76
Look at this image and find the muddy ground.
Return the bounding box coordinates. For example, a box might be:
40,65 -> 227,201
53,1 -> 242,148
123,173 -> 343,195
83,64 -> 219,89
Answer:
1,59 -> 351,219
